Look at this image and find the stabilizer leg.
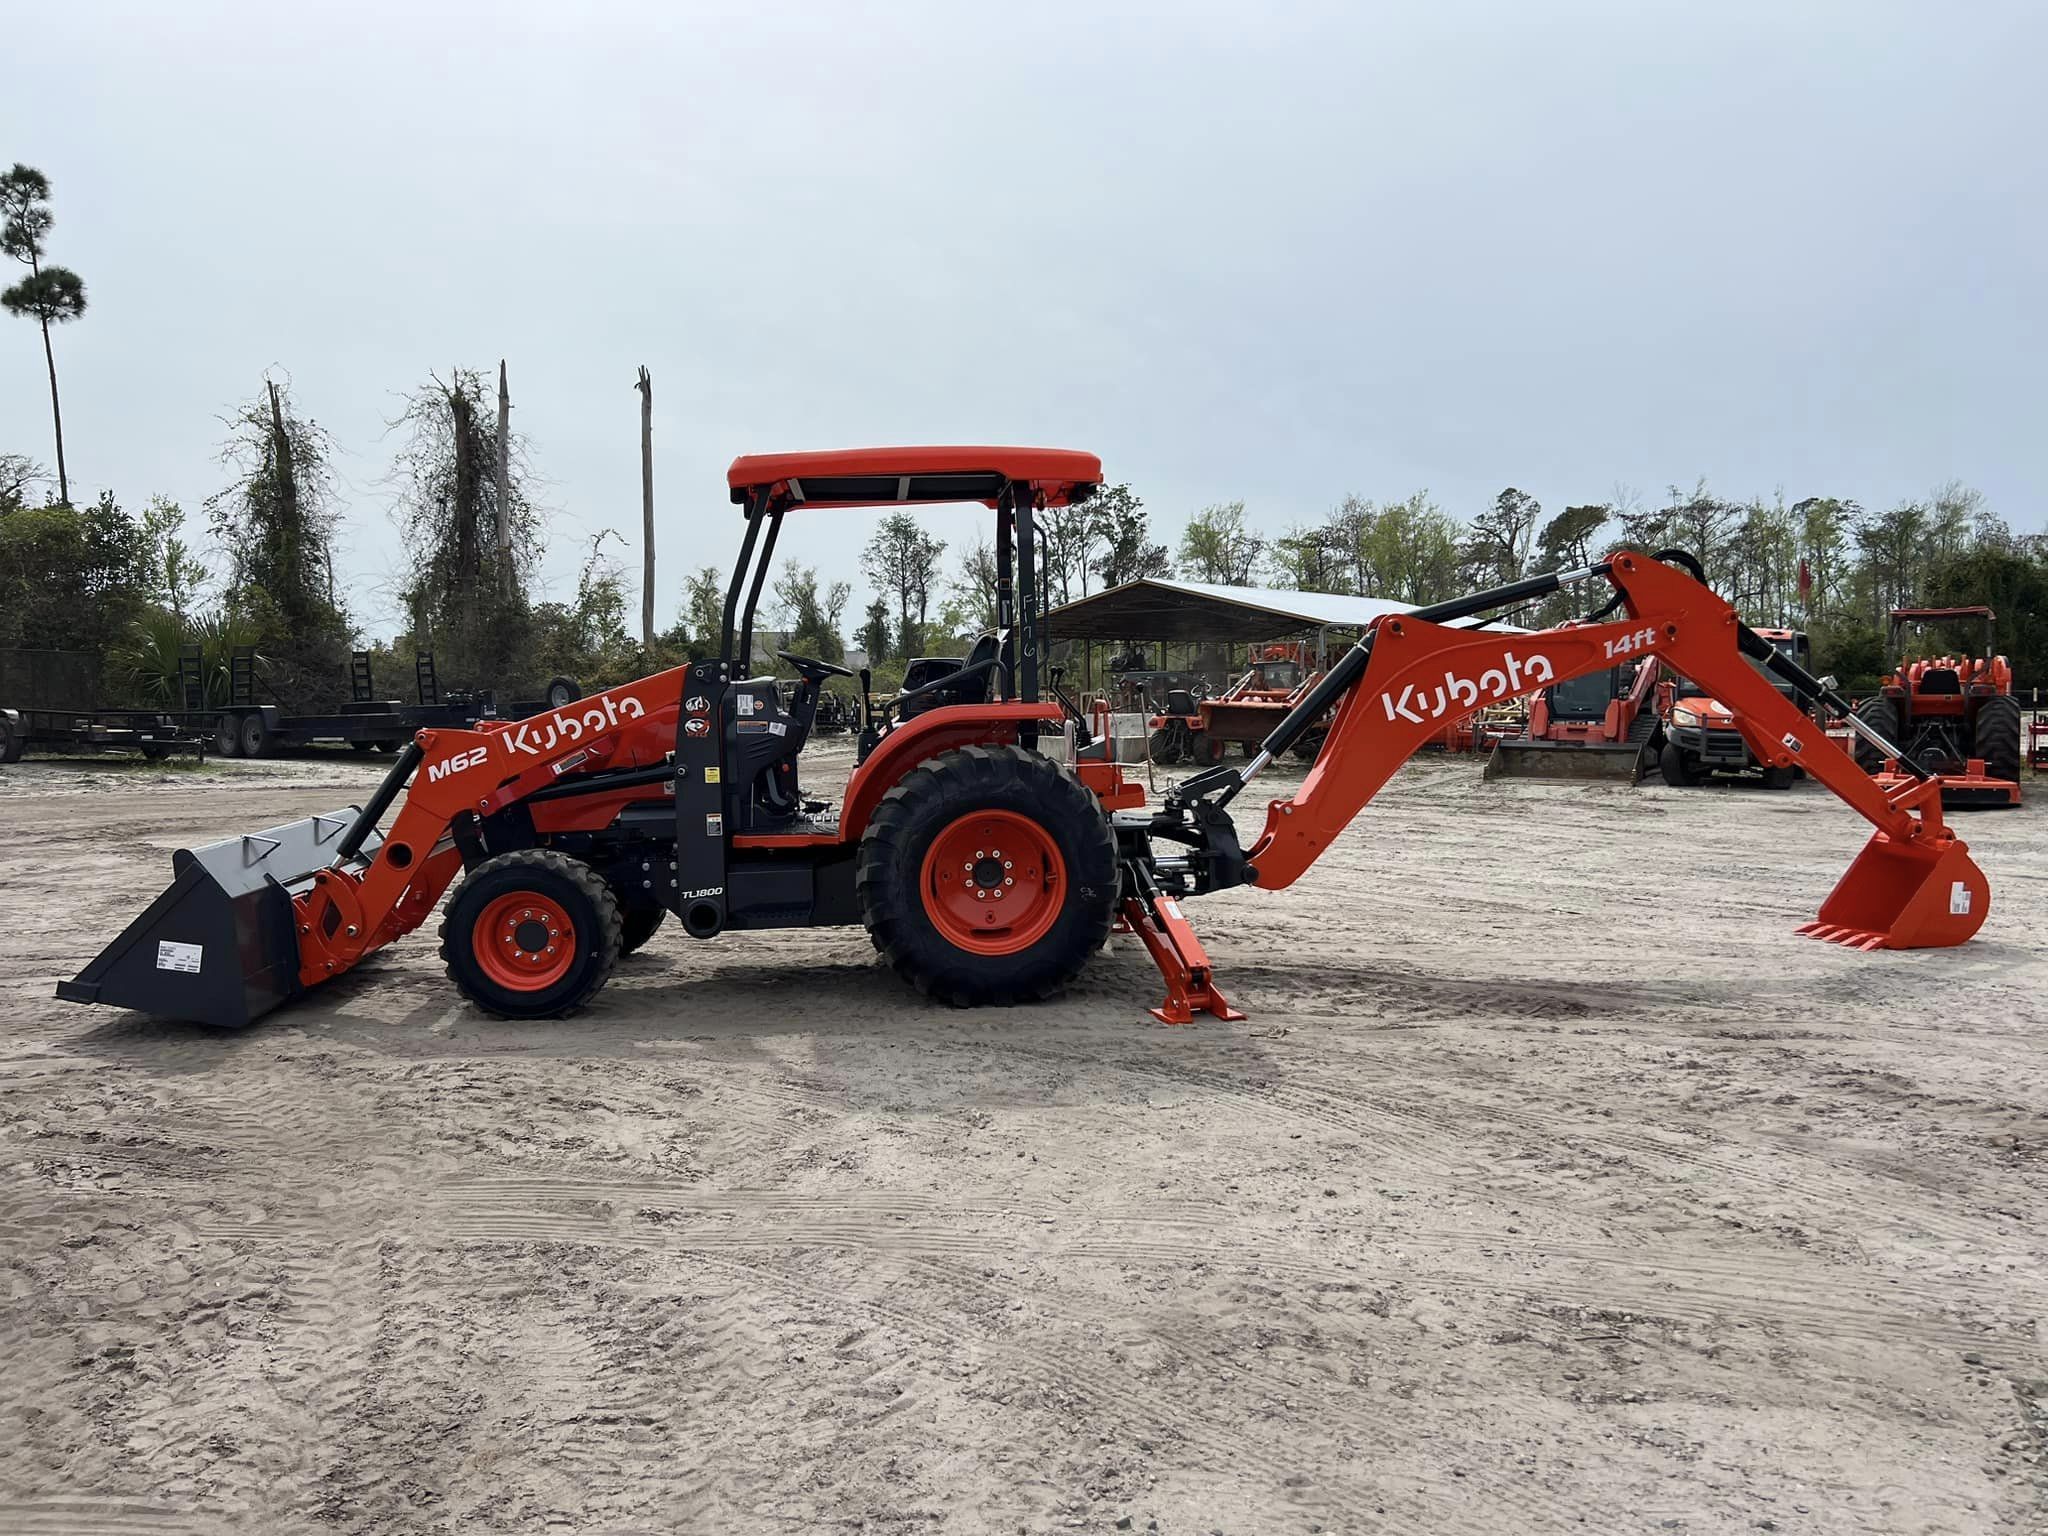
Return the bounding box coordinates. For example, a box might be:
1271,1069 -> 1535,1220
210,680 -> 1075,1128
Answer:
1120,894 -> 1245,1026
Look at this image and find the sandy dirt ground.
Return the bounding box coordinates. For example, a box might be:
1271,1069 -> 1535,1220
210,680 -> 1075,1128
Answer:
2,742 -> 2045,1535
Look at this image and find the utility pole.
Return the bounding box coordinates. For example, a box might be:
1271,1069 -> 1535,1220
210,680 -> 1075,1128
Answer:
495,360 -> 513,596
635,365 -> 655,651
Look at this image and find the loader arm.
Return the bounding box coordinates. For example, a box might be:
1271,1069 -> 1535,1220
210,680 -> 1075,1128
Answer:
1147,551 -> 1986,962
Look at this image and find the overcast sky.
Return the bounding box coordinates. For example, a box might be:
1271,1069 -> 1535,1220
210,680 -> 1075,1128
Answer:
6,0 -> 2044,636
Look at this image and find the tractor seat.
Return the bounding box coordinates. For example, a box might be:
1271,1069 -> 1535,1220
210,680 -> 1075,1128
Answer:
1918,666 -> 1962,696
925,632 -> 1002,710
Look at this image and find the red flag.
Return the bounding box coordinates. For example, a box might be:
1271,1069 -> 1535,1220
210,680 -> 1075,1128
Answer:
1797,559 -> 1813,601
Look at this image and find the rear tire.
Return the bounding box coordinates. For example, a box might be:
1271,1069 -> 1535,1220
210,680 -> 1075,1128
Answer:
214,717 -> 242,758
239,712 -> 273,759
1763,764 -> 1796,790
545,675 -> 581,710
857,744 -> 1116,1007
442,849 -> 622,1018
1852,696 -> 1898,774
1188,730 -> 1224,767
1976,694 -> 2022,783
0,716 -> 23,764
1148,727 -> 1183,765
1658,742 -> 1698,788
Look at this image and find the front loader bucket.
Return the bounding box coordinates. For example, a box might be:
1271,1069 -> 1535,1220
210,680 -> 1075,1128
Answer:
56,810 -> 380,1027
1483,740 -> 1649,782
1797,832 -> 1988,951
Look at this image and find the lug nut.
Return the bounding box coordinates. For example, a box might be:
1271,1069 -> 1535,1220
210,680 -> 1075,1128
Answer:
1004,877 -> 1013,886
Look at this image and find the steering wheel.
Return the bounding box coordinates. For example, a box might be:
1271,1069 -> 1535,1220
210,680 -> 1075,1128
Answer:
776,650 -> 855,683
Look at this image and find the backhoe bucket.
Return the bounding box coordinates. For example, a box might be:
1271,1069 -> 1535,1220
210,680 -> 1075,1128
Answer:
1483,739 -> 1649,782
56,810 -> 380,1027
1797,832 -> 1988,951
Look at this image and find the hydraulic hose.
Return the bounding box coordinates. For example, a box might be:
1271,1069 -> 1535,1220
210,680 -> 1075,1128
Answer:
336,739 -> 424,860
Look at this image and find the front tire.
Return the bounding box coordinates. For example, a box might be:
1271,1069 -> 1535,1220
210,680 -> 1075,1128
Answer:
1763,764 -> 1796,790
441,849 -> 622,1018
214,717 -> 242,758
857,745 -> 1117,1006
1977,694 -> 2022,782
1658,742 -> 1698,788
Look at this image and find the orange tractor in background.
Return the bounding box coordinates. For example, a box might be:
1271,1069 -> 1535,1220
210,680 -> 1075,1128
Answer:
1852,606 -> 2023,808
1148,643 -> 1323,765
1483,652 -> 1661,780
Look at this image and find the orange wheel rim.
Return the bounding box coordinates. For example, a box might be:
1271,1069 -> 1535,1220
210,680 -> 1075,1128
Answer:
919,810 -> 1066,956
473,892 -> 577,991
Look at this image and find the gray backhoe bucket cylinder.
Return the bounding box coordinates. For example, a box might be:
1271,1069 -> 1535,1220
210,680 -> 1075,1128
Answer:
55,809 -> 382,1028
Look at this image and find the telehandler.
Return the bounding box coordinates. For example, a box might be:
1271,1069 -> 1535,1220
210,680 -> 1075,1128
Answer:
61,447 -> 1991,1030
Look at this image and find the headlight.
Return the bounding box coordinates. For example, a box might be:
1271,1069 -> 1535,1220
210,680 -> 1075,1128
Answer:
1671,706 -> 1700,727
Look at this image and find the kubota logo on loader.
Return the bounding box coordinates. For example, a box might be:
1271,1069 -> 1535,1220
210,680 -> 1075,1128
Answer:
1380,652 -> 1556,724
505,692 -> 648,757
427,745 -> 490,782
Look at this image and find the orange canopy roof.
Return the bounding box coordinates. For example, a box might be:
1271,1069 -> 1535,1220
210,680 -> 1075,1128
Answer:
726,446 -> 1102,509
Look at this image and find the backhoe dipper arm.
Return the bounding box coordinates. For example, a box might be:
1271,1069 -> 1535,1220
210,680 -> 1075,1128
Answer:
1229,551 -> 1987,949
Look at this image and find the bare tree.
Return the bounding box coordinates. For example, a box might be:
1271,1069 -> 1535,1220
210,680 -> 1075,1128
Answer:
389,368 -> 537,685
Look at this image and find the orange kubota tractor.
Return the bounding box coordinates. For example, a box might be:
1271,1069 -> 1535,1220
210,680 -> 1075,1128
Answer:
1853,606 -> 2023,808
1149,643 -> 1320,766
60,450 -> 1993,1032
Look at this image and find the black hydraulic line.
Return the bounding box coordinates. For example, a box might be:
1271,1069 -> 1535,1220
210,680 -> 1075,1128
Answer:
523,761 -> 675,802
719,504 -> 766,663
1643,548 -> 1928,781
336,739 -> 423,860
1737,624 -> 1932,780
1239,562 -> 1616,773
738,508 -> 784,671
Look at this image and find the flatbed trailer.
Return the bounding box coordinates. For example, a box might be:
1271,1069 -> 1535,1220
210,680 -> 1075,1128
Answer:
0,705 -> 208,764
201,649 -> 564,758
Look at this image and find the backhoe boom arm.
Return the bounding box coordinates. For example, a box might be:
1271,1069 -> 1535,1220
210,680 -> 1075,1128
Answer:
1205,551 -> 1985,951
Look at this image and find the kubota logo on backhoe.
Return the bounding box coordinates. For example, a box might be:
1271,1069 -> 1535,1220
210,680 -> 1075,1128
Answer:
1380,652 -> 1556,724
505,692 -> 648,757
